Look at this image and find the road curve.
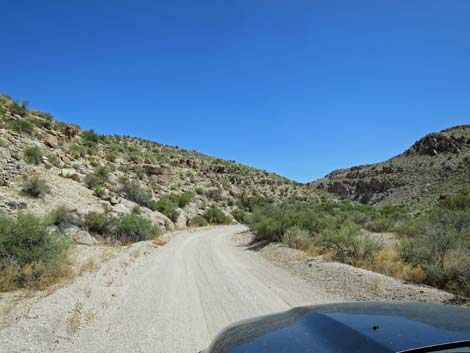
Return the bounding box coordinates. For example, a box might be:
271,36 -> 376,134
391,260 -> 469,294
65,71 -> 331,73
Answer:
1,225 -> 338,353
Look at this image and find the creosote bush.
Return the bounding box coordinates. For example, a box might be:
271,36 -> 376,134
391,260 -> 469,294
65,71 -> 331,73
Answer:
46,206 -> 76,230
151,197 -> 179,222
0,213 -> 71,291
190,215 -> 208,227
22,176 -> 50,198
203,207 -> 232,225
120,180 -> 152,208
85,166 -> 109,189
82,209 -> 160,244
23,146 -> 43,165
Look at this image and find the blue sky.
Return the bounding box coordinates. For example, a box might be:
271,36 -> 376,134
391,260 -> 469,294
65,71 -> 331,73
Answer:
2,1 -> 469,182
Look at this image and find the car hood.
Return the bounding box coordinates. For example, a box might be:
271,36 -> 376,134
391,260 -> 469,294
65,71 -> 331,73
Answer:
205,302 -> 470,353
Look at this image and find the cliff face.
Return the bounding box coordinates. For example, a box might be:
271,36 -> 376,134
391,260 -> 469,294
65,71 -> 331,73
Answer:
310,125 -> 470,209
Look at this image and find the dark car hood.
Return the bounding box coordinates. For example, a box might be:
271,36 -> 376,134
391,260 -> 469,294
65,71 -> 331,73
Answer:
206,302 -> 470,353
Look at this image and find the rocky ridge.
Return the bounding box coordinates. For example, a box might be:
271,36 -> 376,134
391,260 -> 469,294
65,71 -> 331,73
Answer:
310,125 -> 470,209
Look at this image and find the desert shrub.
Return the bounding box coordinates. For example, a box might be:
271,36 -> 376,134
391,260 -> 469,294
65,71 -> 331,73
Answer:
397,223 -> 470,296
68,144 -> 87,158
22,176 -> 50,198
113,211 -> 160,243
190,215 -> 208,227
151,197 -> 179,222
47,154 -> 61,167
438,193 -> 470,211
175,191 -> 193,208
82,211 -> 117,235
231,208 -> 251,224
9,119 -> 34,134
85,166 -> 109,189
121,180 -> 153,208
9,100 -> 29,117
282,227 -> 311,250
205,188 -> 223,201
203,207 -> 232,225
0,213 -> 71,291
31,110 -> 53,121
81,129 -> 101,146
46,206 -> 76,230
317,224 -> 383,265
23,146 -> 43,165
82,210 -> 159,243
105,151 -> 117,162
195,187 -> 205,195
94,187 -> 105,197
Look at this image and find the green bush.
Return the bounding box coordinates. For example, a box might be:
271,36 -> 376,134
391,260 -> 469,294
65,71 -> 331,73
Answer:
113,212 -> 160,243
190,215 -> 208,227
85,166 -> 109,189
203,207 -> 232,225
317,224 -> 383,264
9,119 -> 34,134
9,100 -> 29,117
22,176 -> 50,198
175,191 -> 193,208
23,146 -> 43,165
83,211 -> 117,235
231,208 -> 251,224
205,188 -> 223,201
0,213 -> 71,291
82,129 -> 101,146
46,206 -> 76,229
82,210 -> 159,243
151,196 -> 179,222
68,144 -> 87,158
121,180 -> 153,208
94,187 -> 105,197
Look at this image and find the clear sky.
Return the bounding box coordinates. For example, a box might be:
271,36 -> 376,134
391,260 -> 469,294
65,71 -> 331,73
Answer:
2,1 -> 469,182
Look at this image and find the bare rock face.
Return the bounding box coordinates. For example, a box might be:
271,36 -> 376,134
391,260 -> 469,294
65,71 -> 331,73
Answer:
66,226 -> 98,246
64,125 -> 80,141
407,133 -> 464,156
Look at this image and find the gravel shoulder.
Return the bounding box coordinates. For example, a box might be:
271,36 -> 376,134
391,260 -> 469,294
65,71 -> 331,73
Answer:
0,225 -> 457,353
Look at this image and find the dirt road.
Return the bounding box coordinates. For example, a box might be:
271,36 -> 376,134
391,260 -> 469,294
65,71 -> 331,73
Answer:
0,225 -> 338,353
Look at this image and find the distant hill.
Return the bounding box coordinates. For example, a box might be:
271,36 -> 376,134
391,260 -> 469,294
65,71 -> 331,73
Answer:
309,125 -> 470,210
0,94 -> 320,232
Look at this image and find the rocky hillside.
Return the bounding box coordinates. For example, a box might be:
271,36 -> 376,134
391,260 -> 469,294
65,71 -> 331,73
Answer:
310,125 -> 470,210
0,95 -> 319,236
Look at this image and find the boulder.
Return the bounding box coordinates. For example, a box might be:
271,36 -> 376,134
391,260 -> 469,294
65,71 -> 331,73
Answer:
60,168 -> 81,182
43,134 -> 58,148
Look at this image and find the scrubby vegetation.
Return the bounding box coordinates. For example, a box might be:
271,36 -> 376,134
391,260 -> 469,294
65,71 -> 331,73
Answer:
247,193 -> 470,297
23,146 -> 43,165
203,207 -> 232,225
83,209 -> 160,243
190,215 -> 208,227
151,196 -> 179,222
85,166 -> 109,189
22,176 -> 50,198
120,180 -> 153,208
0,213 -> 71,291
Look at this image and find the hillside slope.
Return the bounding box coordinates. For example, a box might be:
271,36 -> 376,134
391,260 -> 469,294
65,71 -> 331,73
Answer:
0,95 -> 319,233
310,125 -> 470,209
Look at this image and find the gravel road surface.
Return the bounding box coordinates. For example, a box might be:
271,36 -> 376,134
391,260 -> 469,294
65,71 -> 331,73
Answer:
0,225 -> 338,353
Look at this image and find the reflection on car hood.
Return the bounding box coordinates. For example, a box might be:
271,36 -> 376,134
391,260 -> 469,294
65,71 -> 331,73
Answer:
206,302 -> 470,353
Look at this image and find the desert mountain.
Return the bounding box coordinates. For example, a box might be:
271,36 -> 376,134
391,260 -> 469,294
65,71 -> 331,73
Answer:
310,125 -> 470,210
